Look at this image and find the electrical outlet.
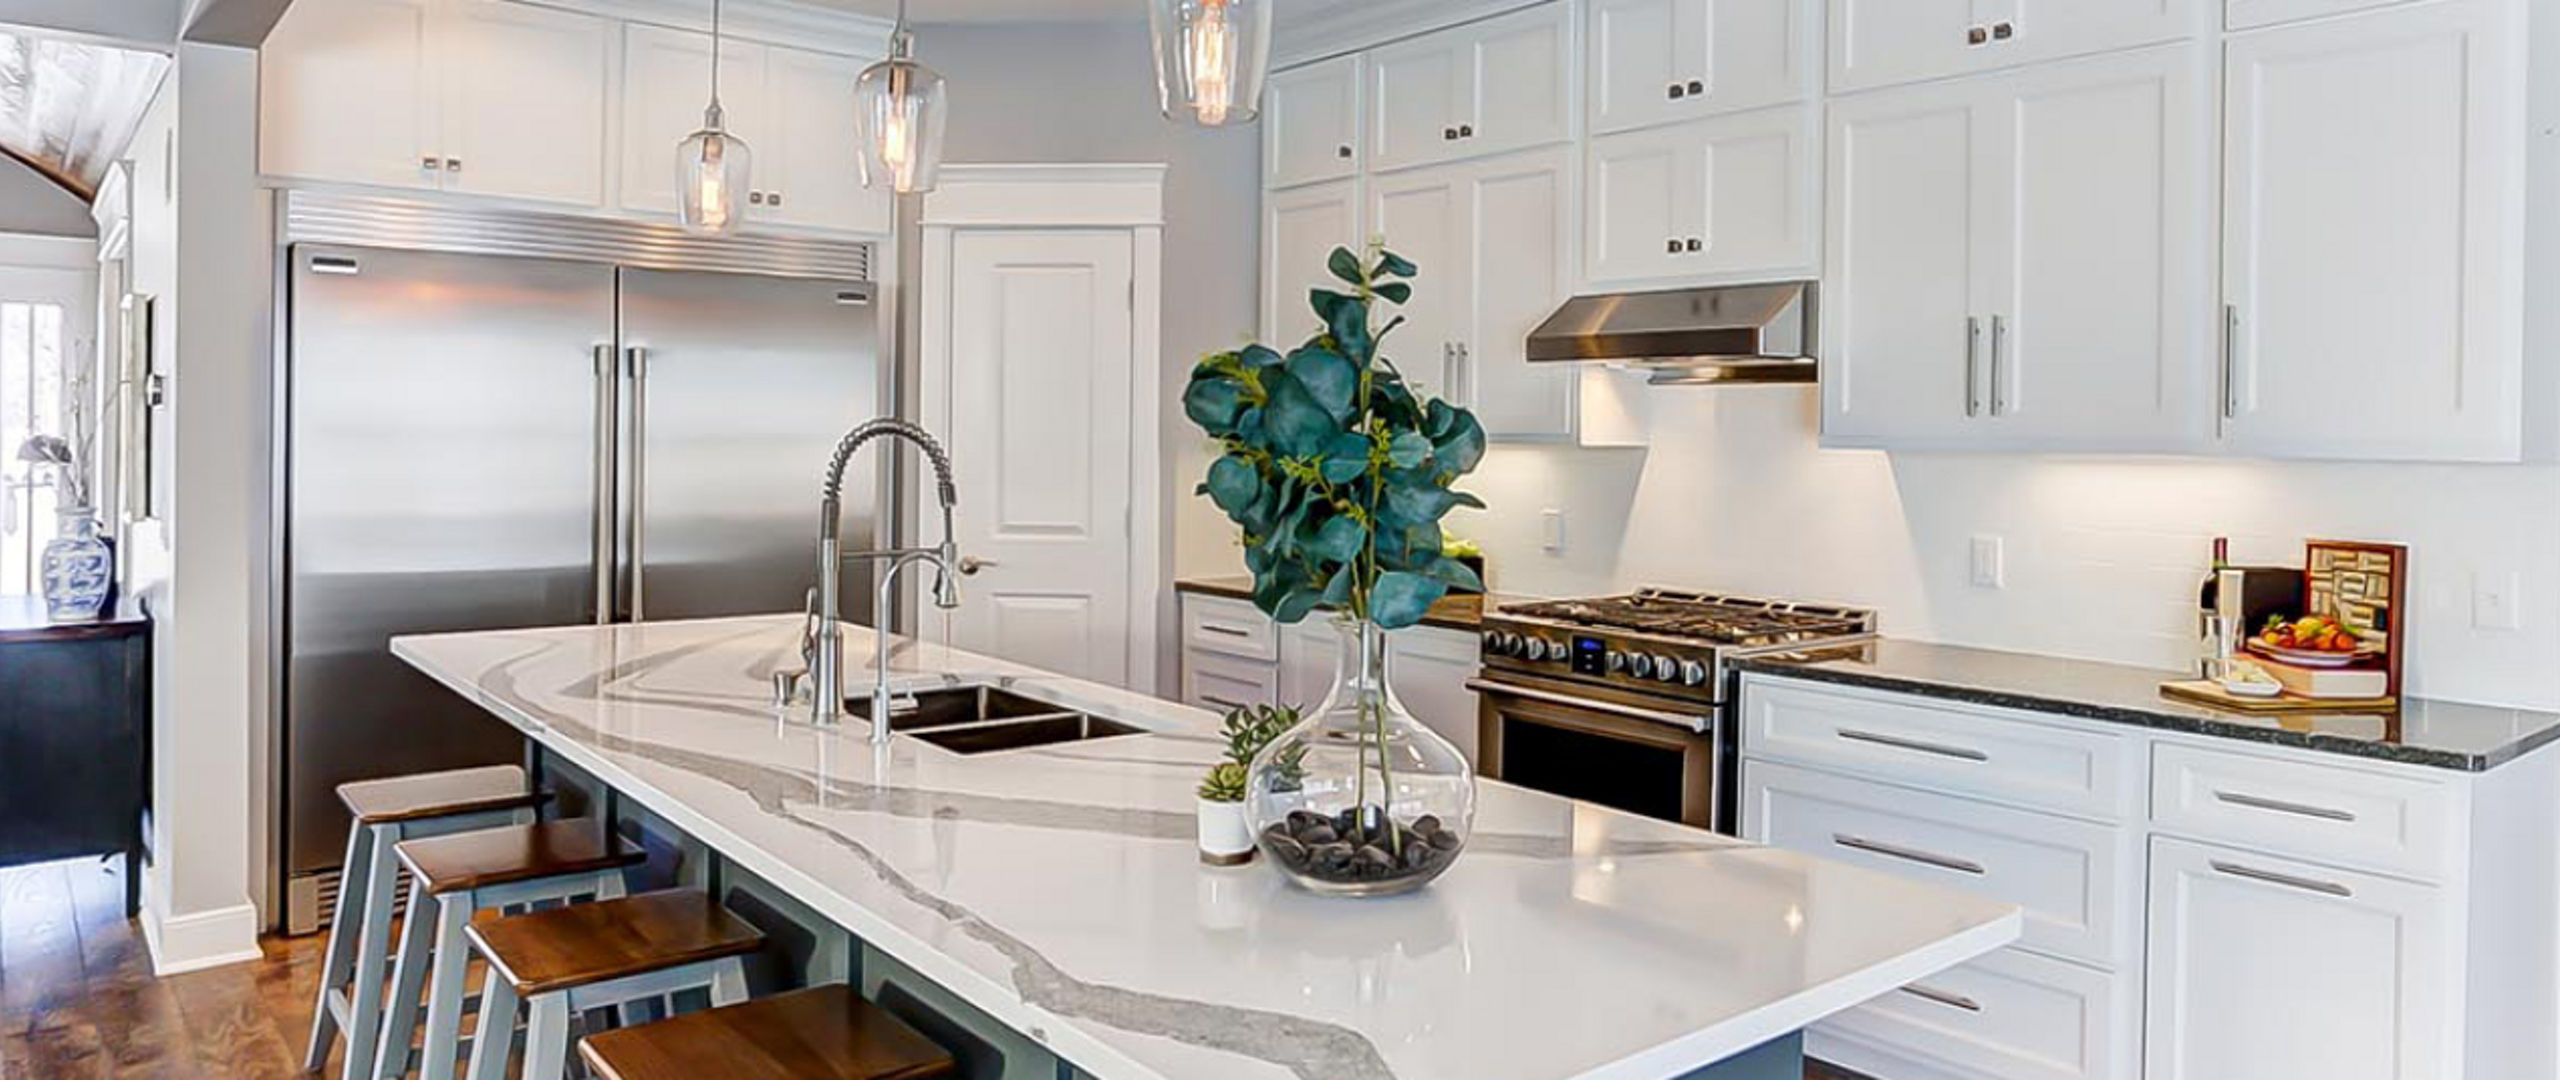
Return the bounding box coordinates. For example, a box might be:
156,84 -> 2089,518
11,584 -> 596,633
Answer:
2473,569 -> 2522,631
1540,509 -> 1567,554
1970,535 -> 2006,589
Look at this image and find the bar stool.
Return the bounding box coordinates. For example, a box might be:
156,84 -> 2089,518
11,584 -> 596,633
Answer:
307,765 -> 547,1080
374,818 -> 647,1080
580,984 -> 956,1080
464,890 -> 767,1080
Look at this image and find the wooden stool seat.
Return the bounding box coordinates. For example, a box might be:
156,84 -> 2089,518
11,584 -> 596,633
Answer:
339,764 -> 544,824
395,819 -> 644,895
467,890 -> 764,997
579,985 -> 956,1080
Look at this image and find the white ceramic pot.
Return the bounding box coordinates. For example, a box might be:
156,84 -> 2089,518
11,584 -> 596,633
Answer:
1196,797 -> 1255,866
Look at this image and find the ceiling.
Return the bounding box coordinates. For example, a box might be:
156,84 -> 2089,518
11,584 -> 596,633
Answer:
812,0 -> 1361,24
0,30 -> 169,199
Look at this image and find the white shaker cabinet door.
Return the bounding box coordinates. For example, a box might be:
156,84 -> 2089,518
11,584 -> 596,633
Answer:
434,0 -> 611,208
765,46 -> 890,235
1586,122 -> 1694,284
1366,165 -> 1469,403
1266,55 -> 1363,189
1821,80 -> 1993,444
1460,2 -> 1575,159
1367,30 -> 1469,174
1828,0 -> 1980,92
261,0 -> 439,190
1591,0 -> 1811,136
1461,147 -> 1578,440
2218,0 -> 2522,461
1388,626 -> 1485,765
1981,45 -> 2210,450
1586,105 -> 1816,288
1261,178 -> 1362,342
2144,836 -> 2454,1080
619,24 -> 768,219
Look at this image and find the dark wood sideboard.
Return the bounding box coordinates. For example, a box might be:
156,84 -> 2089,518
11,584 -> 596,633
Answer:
0,596 -> 150,915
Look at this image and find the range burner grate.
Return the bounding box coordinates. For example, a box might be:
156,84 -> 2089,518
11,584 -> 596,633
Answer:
1499,588 -> 1873,647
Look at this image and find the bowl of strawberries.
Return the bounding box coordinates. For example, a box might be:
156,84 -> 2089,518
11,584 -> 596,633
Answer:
2246,614 -> 2378,667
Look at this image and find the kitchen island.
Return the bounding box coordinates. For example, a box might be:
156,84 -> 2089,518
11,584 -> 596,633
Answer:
393,615 -> 2018,1080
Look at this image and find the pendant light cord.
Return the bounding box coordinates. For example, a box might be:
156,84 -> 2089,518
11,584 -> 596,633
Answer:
708,0 -> 723,110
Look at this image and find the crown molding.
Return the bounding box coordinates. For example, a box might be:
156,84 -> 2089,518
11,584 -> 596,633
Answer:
920,164 -> 1168,228
524,0 -> 897,57
1271,0 -> 1553,68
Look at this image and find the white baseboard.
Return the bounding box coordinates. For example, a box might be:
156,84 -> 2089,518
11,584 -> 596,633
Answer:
142,900 -> 264,976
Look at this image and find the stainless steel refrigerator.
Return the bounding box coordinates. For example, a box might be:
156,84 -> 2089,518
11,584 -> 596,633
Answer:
281,243 -> 880,932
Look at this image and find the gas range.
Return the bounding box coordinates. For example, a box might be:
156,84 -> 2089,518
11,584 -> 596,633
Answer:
1478,588 -> 1878,704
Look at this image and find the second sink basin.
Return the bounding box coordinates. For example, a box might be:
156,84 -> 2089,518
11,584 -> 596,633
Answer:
844,684 -> 1144,755
846,685 -> 1064,731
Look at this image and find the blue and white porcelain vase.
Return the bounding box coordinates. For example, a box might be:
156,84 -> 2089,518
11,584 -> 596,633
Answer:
40,510 -> 113,622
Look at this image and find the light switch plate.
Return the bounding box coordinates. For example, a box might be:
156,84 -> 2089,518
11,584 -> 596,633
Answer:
1970,535 -> 2005,589
2473,569 -> 2521,631
1540,509 -> 1567,554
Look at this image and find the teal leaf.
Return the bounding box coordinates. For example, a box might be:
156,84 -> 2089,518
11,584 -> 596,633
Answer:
1374,281 -> 1412,304
1286,347 -> 1360,422
1321,562 -> 1355,604
1425,556 -> 1483,593
1272,587 -> 1323,624
1370,571 -> 1448,629
1326,295 -> 1371,361
1204,456 -> 1258,516
1374,250 -> 1418,279
1386,431 -> 1431,469
1306,514 -> 1368,564
1183,377 -> 1244,432
1327,247 -> 1363,287
1432,409 -> 1487,474
1263,374 -> 1338,458
1385,484 -> 1461,526
1239,344 -> 1286,368
1320,432 -> 1371,483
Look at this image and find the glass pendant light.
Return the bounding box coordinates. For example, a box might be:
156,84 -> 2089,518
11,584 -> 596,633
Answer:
1148,0 -> 1271,127
854,0 -> 946,194
678,0 -> 750,234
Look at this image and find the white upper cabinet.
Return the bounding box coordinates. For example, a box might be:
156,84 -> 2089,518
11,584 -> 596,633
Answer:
1829,0 -> 2203,93
1588,0 -> 1812,136
433,0 -> 610,207
1261,178 -> 1362,342
1825,45 -> 2207,450
2217,0 -> 2523,461
1822,79 -> 1988,444
620,23 -> 769,218
1368,3 -> 1572,173
1585,103 -> 1816,287
1367,166 -> 1468,399
261,0 -> 439,191
763,46 -> 892,234
1265,55 -> 1363,189
2226,0 -> 2424,31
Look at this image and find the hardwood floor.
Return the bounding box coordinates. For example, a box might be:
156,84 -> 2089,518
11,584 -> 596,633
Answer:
0,857 -> 1879,1080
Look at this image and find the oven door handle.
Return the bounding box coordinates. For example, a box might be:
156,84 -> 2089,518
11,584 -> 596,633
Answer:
1465,678 -> 1711,735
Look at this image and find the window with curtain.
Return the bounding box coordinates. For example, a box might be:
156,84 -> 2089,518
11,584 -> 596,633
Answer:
2,299 -> 67,597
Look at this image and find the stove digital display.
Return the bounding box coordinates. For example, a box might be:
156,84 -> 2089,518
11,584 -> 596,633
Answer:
1571,635 -> 1607,676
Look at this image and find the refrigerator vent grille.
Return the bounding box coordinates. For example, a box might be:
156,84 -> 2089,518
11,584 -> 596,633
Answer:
282,191 -> 873,281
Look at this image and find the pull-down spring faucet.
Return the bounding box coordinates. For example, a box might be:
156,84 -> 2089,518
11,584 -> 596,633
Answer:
814,418 -> 964,743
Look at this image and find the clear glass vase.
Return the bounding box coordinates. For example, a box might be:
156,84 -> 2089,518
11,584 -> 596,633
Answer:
1246,614 -> 1475,896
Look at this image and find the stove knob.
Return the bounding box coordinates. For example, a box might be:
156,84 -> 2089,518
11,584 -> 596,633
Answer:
1494,632 -> 1522,657
1481,630 -> 1502,654
1605,650 -> 1628,674
1521,637 -> 1548,661
1680,659 -> 1710,687
1542,639 -> 1568,662
1651,654 -> 1682,682
1627,653 -> 1654,679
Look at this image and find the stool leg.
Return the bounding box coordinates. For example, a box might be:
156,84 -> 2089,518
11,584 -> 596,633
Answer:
709,957 -> 748,1007
521,992 -> 571,1080
339,823 -> 403,1080
372,876 -> 435,1079
305,822 -> 375,1072
462,968 -> 519,1080
416,893 -> 474,1080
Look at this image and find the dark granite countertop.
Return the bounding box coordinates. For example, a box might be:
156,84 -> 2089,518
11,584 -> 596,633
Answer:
1732,638 -> 2560,772
1174,575 -> 1512,634
0,596 -> 150,646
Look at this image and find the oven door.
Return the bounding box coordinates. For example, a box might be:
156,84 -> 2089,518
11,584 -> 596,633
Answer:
1470,674 -> 1728,832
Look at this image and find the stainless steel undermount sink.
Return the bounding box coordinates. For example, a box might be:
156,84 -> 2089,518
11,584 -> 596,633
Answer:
843,685 -> 1144,754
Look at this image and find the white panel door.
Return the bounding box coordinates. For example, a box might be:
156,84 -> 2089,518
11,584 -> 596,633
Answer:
1388,627 -> 1484,765
1586,122 -> 1693,284
1828,0 -> 1978,93
1687,103 -> 1818,279
1266,55 -> 1363,189
1822,80 -> 1991,444
260,0 -> 438,190
1591,0 -> 1810,136
2144,836 -> 2454,1080
939,231 -> 1137,686
1367,30 -> 1467,173
2219,0 -> 2521,461
765,46 -> 891,234
1832,0 -> 2200,92
619,24 -> 767,218
434,0 -> 610,207
1261,178 -> 1362,342
1365,165 -> 1467,403
1461,2 -> 1575,159
1463,147 -> 1577,439
1983,45 -> 2207,449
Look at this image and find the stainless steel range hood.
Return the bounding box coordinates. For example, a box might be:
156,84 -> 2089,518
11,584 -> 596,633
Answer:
1525,281 -> 1817,385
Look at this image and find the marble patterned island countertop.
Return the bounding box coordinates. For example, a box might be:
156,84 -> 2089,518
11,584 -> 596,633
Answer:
393,615 -> 2019,1080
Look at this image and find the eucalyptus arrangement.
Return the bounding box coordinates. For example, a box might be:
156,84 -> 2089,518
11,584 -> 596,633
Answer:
1183,242 -> 1487,894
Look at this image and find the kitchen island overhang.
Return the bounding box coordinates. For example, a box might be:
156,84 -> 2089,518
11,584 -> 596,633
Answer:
393,615 -> 2020,1080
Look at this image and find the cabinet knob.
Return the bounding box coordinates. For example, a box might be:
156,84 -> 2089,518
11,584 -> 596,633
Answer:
1337,144 -> 1353,158
1458,123 -> 1474,138
421,155 -> 440,171
1687,79 -> 1705,95
1666,238 -> 1683,255
1668,83 -> 1686,100
767,191 -> 783,207
1967,25 -> 1989,45
444,157 -> 461,172
1444,127 -> 1459,141
1992,21 -> 2014,40
749,191 -> 765,205
1685,238 -> 1702,253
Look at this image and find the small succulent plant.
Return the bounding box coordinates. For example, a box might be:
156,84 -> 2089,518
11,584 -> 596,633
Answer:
1199,702 -> 1304,802
1198,761 -> 1249,802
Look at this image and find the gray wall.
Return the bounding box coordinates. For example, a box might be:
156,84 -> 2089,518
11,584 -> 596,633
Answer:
915,17 -> 1261,692
0,155 -> 95,237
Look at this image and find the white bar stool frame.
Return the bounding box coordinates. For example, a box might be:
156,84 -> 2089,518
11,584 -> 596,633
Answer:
464,952 -> 750,1080
375,860 -> 631,1080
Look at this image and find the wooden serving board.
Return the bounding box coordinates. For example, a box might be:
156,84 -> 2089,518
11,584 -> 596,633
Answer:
2160,679 -> 2398,715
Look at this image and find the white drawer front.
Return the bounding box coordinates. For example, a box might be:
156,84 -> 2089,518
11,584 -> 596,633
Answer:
1181,594 -> 1278,661
1744,760 -> 2133,968
2150,742 -> 2456,882
1182,651 -> 1277,713
1740,676 -> 2133,819
1818,946 -> 2133,1080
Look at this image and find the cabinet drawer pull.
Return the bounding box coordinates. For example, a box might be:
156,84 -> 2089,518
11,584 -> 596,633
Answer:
1200,694 -> 1248,710
1198,624 -> 1254,639
1964,316 -> 1983,417
2211,859 -> 2352,898
2221,304 -> 2243,420
1834,833 -> 1986,876
1899,983 -> 1983,1012
2213,789 -> 2356,823
1836,727 -> 1989,762
1988,314 -> 2008,415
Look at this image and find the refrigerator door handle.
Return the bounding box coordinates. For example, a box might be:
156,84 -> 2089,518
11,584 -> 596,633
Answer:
624,345 -> 650,621
592,344 -> 619,624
